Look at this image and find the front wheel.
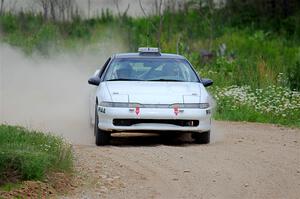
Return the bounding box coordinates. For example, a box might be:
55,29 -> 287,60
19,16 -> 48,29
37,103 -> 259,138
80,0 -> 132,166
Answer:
192,131 -> 210,144
94,103 -> 110,146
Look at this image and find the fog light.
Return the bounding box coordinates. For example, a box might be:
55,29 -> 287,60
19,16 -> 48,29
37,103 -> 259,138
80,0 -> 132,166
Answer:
187,121 -> 194,126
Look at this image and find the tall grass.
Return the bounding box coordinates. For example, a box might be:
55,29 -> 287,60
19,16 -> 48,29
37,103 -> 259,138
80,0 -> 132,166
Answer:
0,125 -> 73,185
197,29 -> 300,88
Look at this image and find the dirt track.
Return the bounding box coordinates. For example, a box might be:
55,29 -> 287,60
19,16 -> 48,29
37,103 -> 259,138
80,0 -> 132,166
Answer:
65,121 -> 300,199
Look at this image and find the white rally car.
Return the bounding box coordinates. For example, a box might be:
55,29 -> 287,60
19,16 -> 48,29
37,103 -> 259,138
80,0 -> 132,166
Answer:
88,48 -> 213,146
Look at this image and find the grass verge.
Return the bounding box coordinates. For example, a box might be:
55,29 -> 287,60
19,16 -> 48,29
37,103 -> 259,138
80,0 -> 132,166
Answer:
0,125 -> 73,186
211,85 -> 300,128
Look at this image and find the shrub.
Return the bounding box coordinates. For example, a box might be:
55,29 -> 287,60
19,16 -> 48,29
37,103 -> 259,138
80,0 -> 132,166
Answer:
0,13 -> 18,33
288,62 -> 300,91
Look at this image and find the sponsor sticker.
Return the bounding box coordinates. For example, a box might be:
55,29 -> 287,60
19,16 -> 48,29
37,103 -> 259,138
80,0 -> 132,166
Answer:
174,105 -> 179,116
135,106 -> 140,115
98,106 -> 106,114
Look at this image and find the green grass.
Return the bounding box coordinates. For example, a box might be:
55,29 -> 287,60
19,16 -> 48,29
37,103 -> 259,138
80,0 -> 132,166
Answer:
207,29 -> 300,88
214,104 -> 270,123
0,125 -> 73,185
0,182 -> 22,192
210,85 -> 300,127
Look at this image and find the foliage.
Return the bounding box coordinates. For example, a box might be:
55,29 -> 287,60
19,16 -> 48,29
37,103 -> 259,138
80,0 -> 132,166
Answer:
224,0 -> 300,39
287,50 -> 300,91
211,85 -> 300,127
198,29 -> 299,89
0,125 -> 73,185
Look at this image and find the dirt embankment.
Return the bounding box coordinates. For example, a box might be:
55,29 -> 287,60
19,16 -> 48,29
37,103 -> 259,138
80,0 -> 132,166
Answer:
64,121 -> 300,199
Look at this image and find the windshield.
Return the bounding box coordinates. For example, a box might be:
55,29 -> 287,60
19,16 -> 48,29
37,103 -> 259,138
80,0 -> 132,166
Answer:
103,58 -> 199,82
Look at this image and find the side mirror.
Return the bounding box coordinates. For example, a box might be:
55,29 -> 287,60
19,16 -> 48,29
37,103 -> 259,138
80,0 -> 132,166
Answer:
88,76 -> 100,86
202,78 -> 213,87
88,69 -> 101,86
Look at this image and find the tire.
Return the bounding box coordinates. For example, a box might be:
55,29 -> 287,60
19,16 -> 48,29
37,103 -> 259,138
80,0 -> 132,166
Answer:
94,103 -> 110,146
193,131 -> 210,144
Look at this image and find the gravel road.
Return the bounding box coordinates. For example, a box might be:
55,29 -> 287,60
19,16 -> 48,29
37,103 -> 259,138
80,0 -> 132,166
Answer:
65,121 -> 300,199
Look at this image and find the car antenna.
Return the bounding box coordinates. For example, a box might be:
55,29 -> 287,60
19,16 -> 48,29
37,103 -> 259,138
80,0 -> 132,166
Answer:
146,18 -> 150,47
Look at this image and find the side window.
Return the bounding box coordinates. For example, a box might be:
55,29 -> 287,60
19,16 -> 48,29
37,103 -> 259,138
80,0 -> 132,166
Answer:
99,58 -> 111,79
109,62 -> 123,80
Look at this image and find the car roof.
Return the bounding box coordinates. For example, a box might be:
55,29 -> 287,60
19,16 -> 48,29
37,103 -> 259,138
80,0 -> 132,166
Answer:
113,53 -> 186,59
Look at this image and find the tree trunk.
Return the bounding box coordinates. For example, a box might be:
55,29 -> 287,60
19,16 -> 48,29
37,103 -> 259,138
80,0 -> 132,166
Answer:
283,0 -> 289,17
270,0 -> 276,17
88,0 -> 91,19
43,5 -> 48,20
0,0 -> 4,15
50,0 -> 56,21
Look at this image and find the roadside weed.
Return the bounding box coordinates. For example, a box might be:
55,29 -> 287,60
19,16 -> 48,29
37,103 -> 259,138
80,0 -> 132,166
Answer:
211,85 -> 300,127
0,125 -> 73,185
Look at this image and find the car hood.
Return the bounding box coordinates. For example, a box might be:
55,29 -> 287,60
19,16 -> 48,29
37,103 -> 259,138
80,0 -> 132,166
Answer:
104,81 -> 202,104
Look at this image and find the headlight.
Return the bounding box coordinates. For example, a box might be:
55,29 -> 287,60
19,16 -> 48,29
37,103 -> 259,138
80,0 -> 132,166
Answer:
100,101 -> 130,108
177,103 -> 210,109
199,103 -> 210,109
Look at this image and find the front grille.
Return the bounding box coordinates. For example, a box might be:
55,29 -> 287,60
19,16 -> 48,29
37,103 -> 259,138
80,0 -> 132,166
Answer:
113,119 -> 199,127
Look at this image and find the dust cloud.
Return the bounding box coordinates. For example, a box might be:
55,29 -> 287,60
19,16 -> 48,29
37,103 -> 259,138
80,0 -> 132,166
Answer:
208,95 -> 223,143
0,42 -> 126,145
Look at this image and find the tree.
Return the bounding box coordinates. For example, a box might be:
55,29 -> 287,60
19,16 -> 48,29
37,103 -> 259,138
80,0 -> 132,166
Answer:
113,0 -> 130,18
87,0 -> 91,19
226,0 -> 300,20
36,0 -> 77,21
36,0 -> 49,20
0,0 -> 4,15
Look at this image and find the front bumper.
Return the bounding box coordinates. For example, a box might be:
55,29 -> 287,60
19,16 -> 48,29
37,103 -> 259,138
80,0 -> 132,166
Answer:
97,106 -> 212,133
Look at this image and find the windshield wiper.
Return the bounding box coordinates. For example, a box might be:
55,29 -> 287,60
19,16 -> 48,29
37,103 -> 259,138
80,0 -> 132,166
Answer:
148,79 -> 184,82
107,78 -> 143,81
